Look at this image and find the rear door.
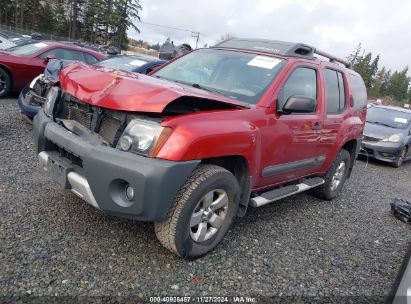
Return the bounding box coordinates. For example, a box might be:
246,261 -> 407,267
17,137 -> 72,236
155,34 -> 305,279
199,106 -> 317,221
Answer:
258,62 -> 325,188
320,67 -> 349,156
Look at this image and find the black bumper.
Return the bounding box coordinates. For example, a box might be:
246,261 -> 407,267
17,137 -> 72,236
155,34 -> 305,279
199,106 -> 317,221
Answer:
360,140 -> 404,163
33,110 -> 200,221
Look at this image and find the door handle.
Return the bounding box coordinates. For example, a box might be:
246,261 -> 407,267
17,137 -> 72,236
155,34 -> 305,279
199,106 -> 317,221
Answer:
312,122 -> 322,130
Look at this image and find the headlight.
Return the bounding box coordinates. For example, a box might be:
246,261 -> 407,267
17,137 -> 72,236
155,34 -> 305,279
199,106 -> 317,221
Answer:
117,119 -> 172,156
381,134 -> 403,143
43,87 -> 60,117
29,75 -> 42,89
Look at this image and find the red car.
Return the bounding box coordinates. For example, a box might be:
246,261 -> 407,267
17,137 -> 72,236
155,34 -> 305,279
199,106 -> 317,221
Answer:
0,41 -> 106,97
33,38 -> 367,259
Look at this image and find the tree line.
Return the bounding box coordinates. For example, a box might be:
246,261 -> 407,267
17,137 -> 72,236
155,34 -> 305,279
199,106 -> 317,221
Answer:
348,44 -> 411,104
0,0 -> 141,49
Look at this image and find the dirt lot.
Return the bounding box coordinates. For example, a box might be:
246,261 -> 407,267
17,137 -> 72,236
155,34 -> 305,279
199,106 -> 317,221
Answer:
1,97 -> 410,302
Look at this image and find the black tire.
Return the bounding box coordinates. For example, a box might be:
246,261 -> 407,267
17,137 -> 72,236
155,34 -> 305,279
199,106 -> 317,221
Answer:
392,147 -> 406,168
312,149 -> 351,200
0,67 -> 11,98
154,164 -> 240,259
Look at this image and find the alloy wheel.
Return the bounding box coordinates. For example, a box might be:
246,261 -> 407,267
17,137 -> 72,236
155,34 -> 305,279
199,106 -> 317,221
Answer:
330,161 -> 346,191
190,189 -> 229,242
0,74 -> 7,95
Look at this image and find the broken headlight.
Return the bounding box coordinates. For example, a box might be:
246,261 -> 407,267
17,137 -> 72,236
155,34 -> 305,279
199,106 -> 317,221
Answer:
29,75 -> 42,89
117,119 -> 172,156
43,87 -> 60,117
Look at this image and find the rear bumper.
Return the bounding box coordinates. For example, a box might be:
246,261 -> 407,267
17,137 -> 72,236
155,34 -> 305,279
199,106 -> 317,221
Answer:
360,140 -> 404,163
33,110 -> 200,221
17,86 -> 41,118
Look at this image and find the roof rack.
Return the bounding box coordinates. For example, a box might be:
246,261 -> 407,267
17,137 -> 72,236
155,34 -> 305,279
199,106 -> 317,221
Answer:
213,38 -> 352,69
314,49 -> 352,69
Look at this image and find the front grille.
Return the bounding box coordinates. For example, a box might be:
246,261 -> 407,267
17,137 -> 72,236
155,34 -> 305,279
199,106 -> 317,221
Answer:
98,116 -> 122,144
56,92 -> 124,146
363,135 -> 380,142
68,104 -> 93,129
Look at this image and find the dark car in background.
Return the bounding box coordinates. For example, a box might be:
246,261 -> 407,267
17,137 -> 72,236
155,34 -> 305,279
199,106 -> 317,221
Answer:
0,41 -> 106,98
18,55 -> 166,118
361,105 -> 411,167
98,54 -> 166,74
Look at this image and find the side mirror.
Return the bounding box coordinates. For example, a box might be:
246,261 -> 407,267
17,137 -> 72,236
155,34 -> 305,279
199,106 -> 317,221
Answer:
280,95 -> 316,114
44,54 -> 56,63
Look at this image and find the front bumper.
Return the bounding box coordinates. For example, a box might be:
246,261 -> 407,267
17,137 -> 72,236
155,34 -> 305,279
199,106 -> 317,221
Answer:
360,140 -> 404,163
33,110 -> 199,221
17,86 -> 41,118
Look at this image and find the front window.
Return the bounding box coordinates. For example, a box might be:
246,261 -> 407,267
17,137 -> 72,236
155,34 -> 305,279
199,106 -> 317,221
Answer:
153,49 -> 287,104
366,107 -> 411,129
277,67 -> 317,112
7,42 -> 49,55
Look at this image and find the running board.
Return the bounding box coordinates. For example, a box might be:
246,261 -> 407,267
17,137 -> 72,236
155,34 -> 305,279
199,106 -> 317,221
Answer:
249,177 -> 325,207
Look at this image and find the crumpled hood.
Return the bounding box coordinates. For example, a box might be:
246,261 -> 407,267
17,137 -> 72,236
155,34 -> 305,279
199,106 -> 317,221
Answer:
59,62 -> 247,113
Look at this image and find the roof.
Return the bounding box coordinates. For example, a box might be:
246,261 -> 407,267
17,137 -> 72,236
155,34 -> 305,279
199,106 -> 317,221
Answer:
213,38 -> 352,68
40,41 -> 106,57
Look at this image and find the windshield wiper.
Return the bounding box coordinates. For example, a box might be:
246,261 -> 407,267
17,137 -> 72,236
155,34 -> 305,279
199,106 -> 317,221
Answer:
367,121 -> 394,128
152,76 -> 251,108
191,83 -> 225,95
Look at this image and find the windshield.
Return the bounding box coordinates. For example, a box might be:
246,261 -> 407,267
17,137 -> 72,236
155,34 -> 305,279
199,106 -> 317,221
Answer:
98,56 -> 152,71
366,107 -> 411,129
153,48 -> 286,104
6,42 -> 48,55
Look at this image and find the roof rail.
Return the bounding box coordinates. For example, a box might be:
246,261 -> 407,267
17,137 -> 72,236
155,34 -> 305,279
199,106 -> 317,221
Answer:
212,38 -> 352,69
313,49 -> 352,69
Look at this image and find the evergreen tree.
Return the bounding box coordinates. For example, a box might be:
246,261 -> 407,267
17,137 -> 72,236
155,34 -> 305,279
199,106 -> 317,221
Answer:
0,0 -> 141,49
385,68 -> 410,101
369,67 -> 386,98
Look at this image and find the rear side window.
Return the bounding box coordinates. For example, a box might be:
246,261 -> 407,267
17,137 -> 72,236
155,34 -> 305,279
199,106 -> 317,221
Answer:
349,74 -> 367,109
277,67 -> 317,112
324,69 -> 346,113
40,48 -> 86,62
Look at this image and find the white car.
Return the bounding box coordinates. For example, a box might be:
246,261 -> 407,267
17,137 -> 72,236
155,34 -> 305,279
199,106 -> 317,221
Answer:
0,33 -> 16,50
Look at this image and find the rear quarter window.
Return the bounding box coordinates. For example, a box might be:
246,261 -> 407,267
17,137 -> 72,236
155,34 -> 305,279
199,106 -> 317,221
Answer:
349,74 -> 367,109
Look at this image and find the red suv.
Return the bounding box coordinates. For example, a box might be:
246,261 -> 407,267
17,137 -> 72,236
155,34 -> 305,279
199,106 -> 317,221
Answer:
33,38 -> 367,259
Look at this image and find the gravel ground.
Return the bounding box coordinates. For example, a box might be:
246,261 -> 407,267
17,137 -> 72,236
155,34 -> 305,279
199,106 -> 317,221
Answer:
1,97 -> 410,303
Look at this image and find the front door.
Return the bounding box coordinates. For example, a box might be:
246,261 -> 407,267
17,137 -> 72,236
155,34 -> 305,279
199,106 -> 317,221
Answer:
257,64 -> 324,188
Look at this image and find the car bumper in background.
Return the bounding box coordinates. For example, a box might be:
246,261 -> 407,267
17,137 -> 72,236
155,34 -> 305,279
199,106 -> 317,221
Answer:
360,140 -> 404,163
17,86 -> 41,118
33,110 -> 199,221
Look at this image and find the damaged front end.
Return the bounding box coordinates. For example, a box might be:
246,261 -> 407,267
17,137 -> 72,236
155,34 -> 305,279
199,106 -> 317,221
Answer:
18,59 -> 73,119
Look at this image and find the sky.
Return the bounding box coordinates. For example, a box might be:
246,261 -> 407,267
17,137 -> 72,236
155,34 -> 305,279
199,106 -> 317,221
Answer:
128,0 -> 411,74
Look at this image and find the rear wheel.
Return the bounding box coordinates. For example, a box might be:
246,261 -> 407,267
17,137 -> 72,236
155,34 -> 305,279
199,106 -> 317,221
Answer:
0,67 -> 11,98
312,149 -> 351,200
392,147 -> 406,168
154,164 -> 240,259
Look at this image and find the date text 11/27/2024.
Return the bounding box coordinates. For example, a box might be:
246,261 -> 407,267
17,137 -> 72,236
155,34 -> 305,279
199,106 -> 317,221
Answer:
149,296 -> 257,303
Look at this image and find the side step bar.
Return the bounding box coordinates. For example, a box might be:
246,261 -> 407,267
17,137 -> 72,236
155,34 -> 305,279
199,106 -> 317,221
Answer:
250,177 -> 325,207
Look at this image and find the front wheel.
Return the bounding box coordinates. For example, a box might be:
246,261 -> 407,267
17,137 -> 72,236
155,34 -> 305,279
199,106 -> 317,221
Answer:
392,147 -> 406,168
154,164 -> 240,259
0,67 -> 11,98
312,149 -> 351,200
